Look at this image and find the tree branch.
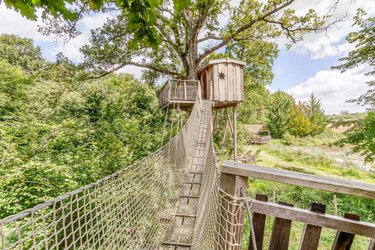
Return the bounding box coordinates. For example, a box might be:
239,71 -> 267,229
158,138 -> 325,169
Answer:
196,0 -> 295,63
198,35 -> 224,43
89,61 -> 184,79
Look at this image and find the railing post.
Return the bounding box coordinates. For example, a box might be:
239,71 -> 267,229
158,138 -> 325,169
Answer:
168,80 -> 171,101
184,81 -> 187,100
219,172 -> 248,249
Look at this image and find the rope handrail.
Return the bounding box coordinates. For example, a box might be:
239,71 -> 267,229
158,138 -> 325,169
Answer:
0,82 -> 247,249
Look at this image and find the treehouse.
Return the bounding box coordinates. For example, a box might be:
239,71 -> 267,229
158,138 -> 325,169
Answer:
159,58 -> 245,110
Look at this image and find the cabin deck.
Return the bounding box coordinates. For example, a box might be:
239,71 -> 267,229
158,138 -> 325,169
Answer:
160,79 -> 241,110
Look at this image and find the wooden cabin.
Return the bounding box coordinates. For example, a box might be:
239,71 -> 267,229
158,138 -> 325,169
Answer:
159,58 -> 245,110
198,58 -> 245,109
245,124 -> 271,144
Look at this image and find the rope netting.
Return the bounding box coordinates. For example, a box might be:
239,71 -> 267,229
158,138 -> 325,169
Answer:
0,83 -> 249,249
190,108 -> 247,249
0,90 -> 205,249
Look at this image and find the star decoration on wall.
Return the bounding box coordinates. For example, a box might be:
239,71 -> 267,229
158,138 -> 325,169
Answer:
218,71 -> 226,80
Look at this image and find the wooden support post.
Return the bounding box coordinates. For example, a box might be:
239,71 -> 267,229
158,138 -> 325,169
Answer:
369,239 -> 375,250
233,106 -> 237,161
299,203 -> 326,250
333,195 -> 338,216
183,81 -> 187,100
219,172 -> 248,249
332,213 -> 360,250
269,202 -> 294,250
248,194 -> 268,250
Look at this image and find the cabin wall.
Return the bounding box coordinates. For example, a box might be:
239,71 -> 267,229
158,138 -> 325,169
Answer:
205,63 -> 244,103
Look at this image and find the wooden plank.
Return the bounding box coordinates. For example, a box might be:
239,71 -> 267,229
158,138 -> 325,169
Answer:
240,67 -> 244,100
250,200 -> 375,238
162,241 -> 191,247
299,203 -> 326,250
178,217 -> 195,243
168,217 -> 183,242
332,213 -> 360,250
235,65 -> 240,101
213,65 -> 219,101
269,202 -> 294,250
225,63 -> 233,101
228,64 -> 236,102
248,194 -> 268,250
233,65 -> 237,101
232,64 -> 237,101
183,81 -> 187,100
218,64 -> 226,102
222,161 -> 375,199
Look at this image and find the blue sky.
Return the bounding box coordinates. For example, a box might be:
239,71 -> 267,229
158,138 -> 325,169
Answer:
272,50 -> 340,90
0,0 -> 374,114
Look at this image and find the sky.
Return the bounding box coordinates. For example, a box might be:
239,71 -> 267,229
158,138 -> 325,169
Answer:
0,0 -> 374,114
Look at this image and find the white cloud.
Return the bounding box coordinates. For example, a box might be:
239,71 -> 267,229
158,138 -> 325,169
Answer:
286,0 -> 375,60
0,5 -> 112,62
0,5 -> 146,77
0,6 -> 54,42
117,65 -> 144,79
287,65 -> 373,114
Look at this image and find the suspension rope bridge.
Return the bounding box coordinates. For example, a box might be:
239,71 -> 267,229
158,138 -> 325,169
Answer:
0,87 -> 246,250
2,58 -> 375,249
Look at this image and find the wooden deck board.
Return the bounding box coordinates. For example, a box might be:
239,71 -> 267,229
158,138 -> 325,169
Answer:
161,103 -> 209,249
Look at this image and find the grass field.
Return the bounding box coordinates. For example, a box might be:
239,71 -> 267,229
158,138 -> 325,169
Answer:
238,131 -> 375,249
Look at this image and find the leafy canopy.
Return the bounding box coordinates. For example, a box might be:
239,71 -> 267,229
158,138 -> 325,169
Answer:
332,9 -> 375,107
0,36 -> 169,218
332,9 -> 375,162
0,34 -> 45,75
82,0 -> 334,79
306,93 -> 327,136
3,0 -> 340,81
343,112 -> 375,162
289,102 -> 313,137
266,91 -> 294,139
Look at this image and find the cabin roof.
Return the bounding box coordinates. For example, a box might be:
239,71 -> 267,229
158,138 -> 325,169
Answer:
245,124 -> 269,134
198,58 -> 246,74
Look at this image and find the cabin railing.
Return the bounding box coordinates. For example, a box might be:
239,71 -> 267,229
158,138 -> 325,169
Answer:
220,161 -> 375,250
160,79 -> 200,108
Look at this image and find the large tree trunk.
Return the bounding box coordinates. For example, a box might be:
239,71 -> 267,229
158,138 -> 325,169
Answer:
187,38 -> 199,80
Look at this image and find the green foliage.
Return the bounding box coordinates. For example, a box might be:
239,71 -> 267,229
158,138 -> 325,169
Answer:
0,35 -> 175,222
266,91 -> 294,139
289,102 -> 313,137
306,93 -> 327,135
79,0 -> 333,80
332,9 -> 375,107
0,66 -> 166,217
239,82 -> 271,124
0,59 -> 31,118
343,112 -> 375,162
0,34 -> 45,75
330,9 -> 375,162
3,0 -> 77,21
4,0 -> 162,47
242,139 -> 375,249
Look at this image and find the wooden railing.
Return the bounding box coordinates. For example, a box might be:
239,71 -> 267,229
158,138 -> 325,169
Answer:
221,161 -> 375,250
160,79 -> 200,108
